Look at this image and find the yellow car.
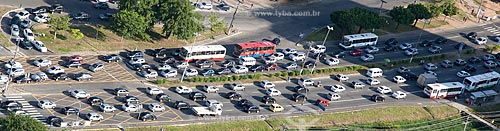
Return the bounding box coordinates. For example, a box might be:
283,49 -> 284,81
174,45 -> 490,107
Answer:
269,104 -> 284,112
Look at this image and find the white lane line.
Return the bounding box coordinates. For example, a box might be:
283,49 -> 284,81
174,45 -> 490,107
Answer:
103,70 -> 118,81
251,91 -> 260,94
448,35 -> 461,38
480,23 -> 488,26
5,96 -> 23,98
224,109 -> 234,111
484,27 -> 494,29
487,28 -> 497,31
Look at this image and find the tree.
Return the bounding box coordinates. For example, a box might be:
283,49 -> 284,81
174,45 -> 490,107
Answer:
160,0 -> 203,40
389,6 -> 416,29
0,113 -> 47,131
441,2 -> 458,21
428,4 -> 443,18
118,0 -> 160,28
112,10 -> 151,40
407,3 -> 432,26
350,8 -> 384,33
330,10 -> 355,34
47,15 -> 71,40
208,13 -> 226,33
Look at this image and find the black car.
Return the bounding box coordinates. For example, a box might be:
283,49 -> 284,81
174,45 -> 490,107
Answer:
30,6 -> 49,14
156,56 -> 176,64
128,63 -> 151,71
226,92 -> 242,100
313,53 -> 327,60
71,12 -> 90,21
221,60 -> 236,68
138,112 -> 157,121
304,60 -> 316,68
216,4 -> 230,11
466,32 -> 477,39
468,56 -> 482,64
333,51 -> 346,58
384,45 -> 397,52
49,4 -> 63,13
216,68 -> 232,75
434,37 -> 448,44
189,92 -> 207,101
464,64 -> 477,72
104,54 -> 121,62
53,72 -> 69,81
127,51 -> 144,58
246,105 -> 260,113
19,19 -> 31,28
261,96 -> 276,104
292,93 -> 307,103
174,101 -> 191,110
87,97 -> 104,106
0,101 -> 22,111
401,72 -> 418,81
15,75 -> 31,84
249,64 -> 264,72
65,60 -> 81,68
419,40 -> 433,47
196,59 -> 215,68
94,2 -> 109,9
295,86 -> 310,94
10,16 -> 20,25
239,99 -> 252,107
153,48 -> 169,57
371,94 -> 385,102
47,116 -> 63,127
99,13 -> 113,21
384,38 -> 398,45
20,40 -> 33,50
156,93 -> 171,102
62,106 -> 80,115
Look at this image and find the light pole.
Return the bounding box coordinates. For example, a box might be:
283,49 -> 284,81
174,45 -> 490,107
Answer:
476,0 -> 484,23
379,0 -> 387,15
226,1 -> 241,35
3,37 -> 22,96
180,33 -> 200,83
310,26 -> 334,73
416,18 -> 429,43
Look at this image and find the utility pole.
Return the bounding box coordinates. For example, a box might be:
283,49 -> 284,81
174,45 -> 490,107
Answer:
476,0 -> 484,23
227,1 -> 241,35
416,18 -> 429,43
3,37 -> 22,96
180,33 -> 200,83
310,26 -> 334,73
379,0 -> 387,15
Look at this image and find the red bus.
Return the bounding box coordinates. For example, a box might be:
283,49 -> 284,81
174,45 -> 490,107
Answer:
234,41 -> 276,58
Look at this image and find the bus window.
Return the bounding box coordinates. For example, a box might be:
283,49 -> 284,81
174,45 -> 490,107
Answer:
441,89 -> 448,93
432,89 -> 437,93
448,88 -> 461,92
490,77 -> 499,83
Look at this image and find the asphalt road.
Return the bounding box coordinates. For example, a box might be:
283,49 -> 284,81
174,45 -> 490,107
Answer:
3,58 -> 500,128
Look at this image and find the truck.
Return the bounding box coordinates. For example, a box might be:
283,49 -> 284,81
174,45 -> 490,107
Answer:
417,73 -> 438,88
191,105 -> 222,117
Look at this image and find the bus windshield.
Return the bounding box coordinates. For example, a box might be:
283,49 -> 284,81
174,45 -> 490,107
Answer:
341,38 -> 351,46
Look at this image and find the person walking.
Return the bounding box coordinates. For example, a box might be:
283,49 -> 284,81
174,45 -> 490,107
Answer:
250,4 -> 253,9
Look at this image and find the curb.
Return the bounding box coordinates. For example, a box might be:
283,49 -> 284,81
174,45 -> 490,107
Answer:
0,7 -> 24,54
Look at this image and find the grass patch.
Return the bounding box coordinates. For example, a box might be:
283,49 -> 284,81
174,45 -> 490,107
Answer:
0,6 -> 16,47
415,19 -> 448,29
472,103 -> 500,112
97,120 -> 272,131
303,27 -> 341,41
379,17 -> 418,34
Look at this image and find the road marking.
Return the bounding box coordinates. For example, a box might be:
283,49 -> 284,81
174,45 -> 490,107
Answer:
115,63 -> 139,81
224,109 -> 234,111
251,91 -> 260,94
331,98 -> 365,103
94,111 -> 124,125
103,70 -> 118,81
487,28 -> 497,31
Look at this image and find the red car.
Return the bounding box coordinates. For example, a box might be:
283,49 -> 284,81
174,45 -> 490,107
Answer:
349,49 -> 363,56
265,63 -> 278,71
69,55 -> 84,62
316,98 -> 330,107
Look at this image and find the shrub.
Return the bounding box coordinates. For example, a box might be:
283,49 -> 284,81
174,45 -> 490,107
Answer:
289,71 -> 296,76
155,79 -> 167,84
275,72 -> 282,77
70,29 -> 84,39
302,70 -> 310,75
241,75 -> 249,80
254,73 -> 263,79
282,72 -> 289,77
268,73 -> 275,78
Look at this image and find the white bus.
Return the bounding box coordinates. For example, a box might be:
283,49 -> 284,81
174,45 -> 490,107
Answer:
463,71 -> 500,91
179,45 -> 226,62
339,33 -> 378,50
424,82 -> 465,99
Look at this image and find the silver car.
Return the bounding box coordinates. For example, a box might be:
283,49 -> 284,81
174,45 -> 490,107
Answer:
89,62 -> 104,72
10,24 -> 19,36
33,58 -> 52,67
360,54 -> 374,62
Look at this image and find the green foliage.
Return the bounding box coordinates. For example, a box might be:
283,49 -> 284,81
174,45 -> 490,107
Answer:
0,113 -> 47,131
441,2 -> 458,21
268,73 -> 275,78
330,8 -> 384,34
389,6 -> 416,29
155,79 -> 167,84
428,4 -> 443,18
281,72 -> 289,77
160,0 -> 204,40
112,10 -> 151,40
330,10 -> 356,34
407,3 -> 432,26
118,0 -> 160,27
208,13 -> 226,33
70,29 -> 84,39
47,15 -> 72,40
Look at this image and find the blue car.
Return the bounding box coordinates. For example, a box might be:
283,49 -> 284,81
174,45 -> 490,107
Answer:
201,69 -> 215,76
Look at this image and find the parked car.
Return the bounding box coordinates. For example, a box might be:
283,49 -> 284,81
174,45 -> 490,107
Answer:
424,63 -> 438,70
138,70 -> 158,78
156,93 -> 171,102
325,58 -> 340,66
231,65 -> 248,74
231,83 -> 246,91
87,97 -> 104,106
226,92 -> 242,100
175,86 -> 192,94
89,62 -> 104,72
71,12 -> 90,21
32,41 -> 47,52
65,60 -> 81,68
62,106 -> 80,115
10,24 -> 19,36
33,58 -> 52,67
265,63 -> 278,71
114,88 -> 130,97
441,60 -> 454,68
399,43 -> 412,50
269,104 -> 284,112
197,2 -> 213,10
221,59 -> 236,68
70,89 -> 90,99
127,51 -> 144,58
405,48 -> 418,56
360,54 -> 374,62
94,2 -> 109,9
74,72 -> 92,81
103,54 -> 121,62
8,68 -> 25,76
330,85 -> 346,93
455,59 -> 467,66
282,48 -> 297,55
393,76 -> 406,84
349,49 -> 363,56
216,4 -> 230,11
366,78 -> 380,86
216,68 -> 232,75
284,62 -> 298,70
99,13 -> 113,21
15,10 -> 30,19
466,32 -> 477,39
428,46 -> 442,54
86,112 -> 104,121
456,71 -> 471,78
475,37 -> 487,45
34,13 -> 50,23
196,59 -> 215,68
249,64 -> 264,72
121,103 -> 140,112
371,94 -> 385,102
392,91 -> 407,99
484,60 -> 497,68
148,103 -> 165,112
364,46 -> 379,54
260,80 -> 275,89
483,54 -> 496,61
38,100 -> 56,109
160,69 -> 177,77
261,96 -> 276,104
174,101 -> 191,110
204,85 -> 219,93
419,40 -> 433,47
23,29 -> 35,41
464,64 -> 477,72
289,52 -> 306,61
184,68 -> 198,77
99,104 -> 116,112
53,72 -> 68,81
377,86 -> 392,94
266,88 -> 282,96
292,93 -> 307,103
146,86 -> 163,95
20,40 -> 33,50
468,56 -> 482,64
335,74 -> 349,81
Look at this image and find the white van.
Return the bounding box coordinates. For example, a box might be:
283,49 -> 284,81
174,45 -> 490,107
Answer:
238,57 -> 256,66
366,68 -> 383,78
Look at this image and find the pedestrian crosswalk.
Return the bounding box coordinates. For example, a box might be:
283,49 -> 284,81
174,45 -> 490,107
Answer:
4,95 -> 47,125
482,26 -> 500,36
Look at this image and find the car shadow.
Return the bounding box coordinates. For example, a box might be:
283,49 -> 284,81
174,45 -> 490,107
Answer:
252,81 -> 261,87
285,86 -> 296,92
361,94 -> 373,101
257,89 -> 267,94
103,89 -> 116,96
195,85 -> 204,92
218,92 -> 228,99
317,93 -> 329,100
282,93 -> 294,101
251,96 -> 262,103
82,63 -> 91,70
323,85 -> 332,92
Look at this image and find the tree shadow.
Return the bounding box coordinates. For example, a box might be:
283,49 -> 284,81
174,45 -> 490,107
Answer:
70,25 -> 106,41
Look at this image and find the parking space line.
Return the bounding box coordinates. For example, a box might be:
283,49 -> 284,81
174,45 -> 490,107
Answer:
94,112 -> 123,125
34,94 -> 50,100
32,94 -> 56,116
119,117 -> 135,124
115,63 -> 139,81
103,70 -> 118,81
162,103 -> 183,121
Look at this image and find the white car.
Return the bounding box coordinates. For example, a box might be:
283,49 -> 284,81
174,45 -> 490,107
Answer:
155,64 -> 171,71
364,46 -> 379,54
360,54 -> 374,62
34,13 -> 50,23
366,78 -> 380,86
174,61 -> 189,69
298,77 -> 315,87
392,91 -> 407,99
37,100 -> 56,109
231,83 -> 246,91
139,70 -> 158,78
475,37 -> 487,45
184,68 -> 198,77
10,24 -> 19,36
15,11 -> 30,19
205,99 -> 223,107
282,48 -> 297,55
89,62 -> 105,72
86,112 -> 104,122
4,61 -> 23,69
336,74 -> 349,81
310,45 -> 326,53
424,63 -> 438,71
231,65 -> 248,74
33,72 -> 49,80
377,86 -> 392,94
325,58 -> 340,66
33,58 -> 52,67
197,2 -> 213,10
160,69 -> 177,77
0,75 -> 9,83
7,68 -> 25,76
328,93 -> 341,101
128,57 -> 146,65
393,76 -> 406,84
289,52 -> 306,61
175,86 -> 192,94
330,85 -> 346,93
266,88 -> 281,96
264,57 -> 277,64
260,80 -> 275,89
32,41 -> 47,52
399,43 -> 412,50
45,66 -> 65,74
270,52 -> 285,61
424,70 -> 437,77
70,89 -> 91,99
204,85 -> 219,93
99,104 -> 116,112
23,29 -> 35,41
148,103 -> 165,112
122,103 -> 140,112
456,71 -> 471,78
405,48 -> 418,56
146,86 -> 163,95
